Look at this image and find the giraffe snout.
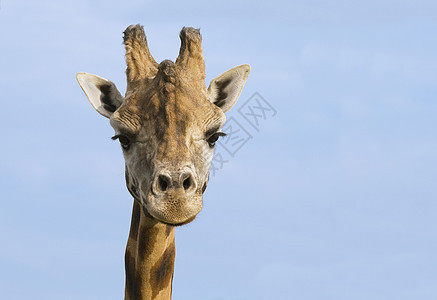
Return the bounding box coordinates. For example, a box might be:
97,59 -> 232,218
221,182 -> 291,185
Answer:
146,167 -> 202,225
151,168 -> 197,196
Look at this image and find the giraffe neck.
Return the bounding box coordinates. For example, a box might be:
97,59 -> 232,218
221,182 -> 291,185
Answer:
125,201 -> 176,300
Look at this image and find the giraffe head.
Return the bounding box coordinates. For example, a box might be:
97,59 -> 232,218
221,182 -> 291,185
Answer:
77,25 -> 250,225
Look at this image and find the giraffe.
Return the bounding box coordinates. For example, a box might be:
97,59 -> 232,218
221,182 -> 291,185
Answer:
76,25 -> 250,300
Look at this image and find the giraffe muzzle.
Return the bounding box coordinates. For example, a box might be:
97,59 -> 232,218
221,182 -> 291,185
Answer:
145,167 -> 203,225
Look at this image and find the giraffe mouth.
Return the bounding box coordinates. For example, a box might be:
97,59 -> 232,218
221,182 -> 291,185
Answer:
158,215 -> 197,226
143,191 -> 203,226
137,202 -> 197,226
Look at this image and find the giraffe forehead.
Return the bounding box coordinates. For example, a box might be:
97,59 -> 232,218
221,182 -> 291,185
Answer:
113,89 -> 223,138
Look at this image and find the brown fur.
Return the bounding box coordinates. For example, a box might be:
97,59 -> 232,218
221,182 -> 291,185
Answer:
125,202 -> 176,300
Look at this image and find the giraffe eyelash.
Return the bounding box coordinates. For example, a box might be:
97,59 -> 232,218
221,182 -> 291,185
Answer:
111,134 -> 131,150
207,132 -> 226,147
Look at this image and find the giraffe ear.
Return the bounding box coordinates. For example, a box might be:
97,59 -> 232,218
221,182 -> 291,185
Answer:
207,64 -> 250,113
76,72 -> 124,118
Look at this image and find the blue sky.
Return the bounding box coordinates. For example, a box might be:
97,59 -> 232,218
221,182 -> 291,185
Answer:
1,0 -> 437,299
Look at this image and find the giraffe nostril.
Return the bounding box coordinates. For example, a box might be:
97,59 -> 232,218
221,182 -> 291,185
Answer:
158,175 -> 169,192
183,177 -> 191,190
154,171 -> 196,194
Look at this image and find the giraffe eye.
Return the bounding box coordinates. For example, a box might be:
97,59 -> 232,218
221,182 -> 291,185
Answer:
207,132 -> 226,148
112,134 -> 131,150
